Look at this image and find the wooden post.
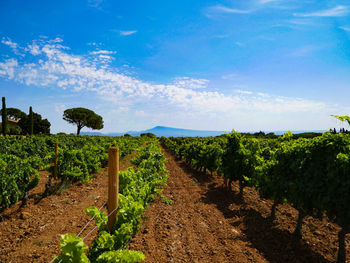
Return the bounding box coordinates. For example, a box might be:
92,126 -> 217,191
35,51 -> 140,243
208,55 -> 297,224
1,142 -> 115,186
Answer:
54,142 -> 58,179
107,147 -> 119,232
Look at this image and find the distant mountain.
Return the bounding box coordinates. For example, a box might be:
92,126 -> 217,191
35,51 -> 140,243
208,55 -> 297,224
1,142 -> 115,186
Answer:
81,126 -> 327,137
140,126 -> 227,137
82,126 -> 227,137
272,130 -> 326,135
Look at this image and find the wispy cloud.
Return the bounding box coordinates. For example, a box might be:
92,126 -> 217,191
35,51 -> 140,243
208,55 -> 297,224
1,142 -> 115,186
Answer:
222,73 -> 240,80
339,26 -> 350,32
288,45 -> 321,57
206,5 -> 253,18
235,89 -> 253,95
54,103 -> 66,113
1,37 -> 18,50
294,5 -> 349,17
172,77 -> 209,90
88,0 -> 103,8
235,42 -> 245,47
0,38 -> 329,125
88,50 -> 117,63
89,50 -> 117,55
119,30 -> 137,36
260,0 -> 279,4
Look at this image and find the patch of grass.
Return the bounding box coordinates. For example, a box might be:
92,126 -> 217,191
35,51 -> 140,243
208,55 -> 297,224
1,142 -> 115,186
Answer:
57,180 -> 72,194
58,199 -> 70,205
159,193 -> 173,205
33,240 -> 44,246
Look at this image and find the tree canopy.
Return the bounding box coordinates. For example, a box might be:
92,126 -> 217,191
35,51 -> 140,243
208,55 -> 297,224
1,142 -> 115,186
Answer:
0,107 -> 26,120
63,107 -> 104,135
18,112 -> 51,134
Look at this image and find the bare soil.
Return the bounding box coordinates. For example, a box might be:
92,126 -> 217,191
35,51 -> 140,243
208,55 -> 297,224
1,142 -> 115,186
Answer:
128,148 -> 350,263
0,153 -> 136,263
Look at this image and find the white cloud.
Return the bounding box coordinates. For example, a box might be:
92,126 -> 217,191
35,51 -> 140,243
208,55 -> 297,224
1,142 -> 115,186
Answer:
235,89 -> 253,95
88,0 -> 103,8
207,5 -> 253,16
0,37 -> 333,132
294,6 -> 349,17
222,73 -> 240,80
119,30 -> 137,36
172,77 -> 209,89
260,0 -> 279,4
235,42 -> 245,47
0,58 -> 18,79
288,45 -> 320,57
54,103 -> 66,113
88,50 -> 117,64
1,37 -> 18,50
89,50 -> 117,55
339,26 -> 350,32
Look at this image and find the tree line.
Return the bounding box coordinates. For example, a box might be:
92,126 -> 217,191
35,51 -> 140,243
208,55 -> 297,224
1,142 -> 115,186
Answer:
1,97 -> 103,136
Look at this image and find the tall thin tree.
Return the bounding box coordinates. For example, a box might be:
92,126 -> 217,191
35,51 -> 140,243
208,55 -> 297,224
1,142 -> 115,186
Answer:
29,106 -> 34,135
1,97 -> 7,136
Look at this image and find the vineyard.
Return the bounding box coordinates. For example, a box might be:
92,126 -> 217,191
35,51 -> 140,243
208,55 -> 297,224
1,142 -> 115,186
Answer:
0,135 -> 146,211
161,131 -> 350,263
0,132 -> 349,262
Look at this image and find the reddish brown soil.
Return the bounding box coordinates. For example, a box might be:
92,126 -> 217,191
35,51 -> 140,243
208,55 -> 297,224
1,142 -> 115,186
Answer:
128,148 -> 350,263
0,153 -> 136,263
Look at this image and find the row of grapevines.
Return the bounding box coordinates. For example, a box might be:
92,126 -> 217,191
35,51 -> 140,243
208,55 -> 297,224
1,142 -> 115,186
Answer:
49,135 -> 146,183
53,141 -> 168,262
162,132 -> 350,262
0,153 -> 40,210
0,135 -> 146,211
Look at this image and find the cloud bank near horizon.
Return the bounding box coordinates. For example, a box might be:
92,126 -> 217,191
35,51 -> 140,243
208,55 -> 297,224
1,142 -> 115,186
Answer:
0,37 -> 342,132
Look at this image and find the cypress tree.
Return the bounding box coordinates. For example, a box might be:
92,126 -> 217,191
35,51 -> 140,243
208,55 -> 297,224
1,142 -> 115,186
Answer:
29,106 -> 33,135
1,97 -> 7,136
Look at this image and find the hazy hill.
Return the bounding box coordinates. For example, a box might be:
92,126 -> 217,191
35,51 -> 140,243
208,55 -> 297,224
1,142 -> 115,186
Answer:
81,126 -> 227,137
81,126 -> 327,137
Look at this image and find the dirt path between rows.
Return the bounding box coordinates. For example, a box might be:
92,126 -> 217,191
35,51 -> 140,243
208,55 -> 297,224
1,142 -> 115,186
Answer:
128,147 -> 349,263
0,153 -> 136,263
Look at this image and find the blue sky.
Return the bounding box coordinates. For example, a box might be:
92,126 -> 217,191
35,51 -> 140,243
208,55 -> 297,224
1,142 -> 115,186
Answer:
0,0 -> 350,134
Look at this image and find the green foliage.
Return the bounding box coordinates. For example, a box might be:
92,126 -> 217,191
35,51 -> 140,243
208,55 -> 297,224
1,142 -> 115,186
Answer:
331,115 -> 350,128
63,108 -> 103,135
260,132 -> 350,226
53,140 -> 166,262
0,135 -> 146,210
0,107 -> 26,120
140,133 -> 156,138
86,141 -> 166,262
162,132 -> 350,228
0,153 -> 40,210
159,193 -> 173,205
280,130 -> 293,141
53,234 -> 90,263
86,206 -> 108,230
18,111 -> 51,135
161,136 -> 226,176
8,123 -> 22,135
96,250 -> 145,263
162,131 -> 350,261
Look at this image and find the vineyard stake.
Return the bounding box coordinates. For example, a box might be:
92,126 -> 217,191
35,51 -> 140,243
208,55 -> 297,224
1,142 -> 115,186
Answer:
107,147 -> 119,232
54,142 -> 58,179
